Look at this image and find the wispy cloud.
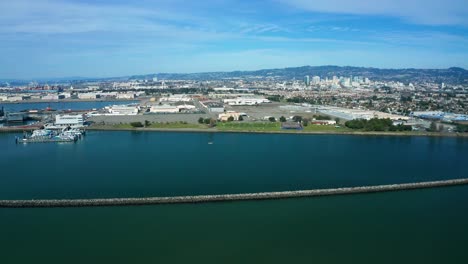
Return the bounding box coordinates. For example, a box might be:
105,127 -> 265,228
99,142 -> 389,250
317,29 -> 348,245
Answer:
0,0 -> 202,34
277,0 -> 468,26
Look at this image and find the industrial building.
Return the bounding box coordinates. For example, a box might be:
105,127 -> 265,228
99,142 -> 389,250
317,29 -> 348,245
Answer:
200,101 -> 225,113
116,93 -> 136,99
218,111 -> 241,121
310,120 -> 337,125
149,105 -> 180,113
78,93 -> 101,100
107,105 -> 139,115
5,112 -> 24,122
319,107 -> 409,121
55,114 -> 85,127
223,97 -> 270,106
160,94 -> 192,103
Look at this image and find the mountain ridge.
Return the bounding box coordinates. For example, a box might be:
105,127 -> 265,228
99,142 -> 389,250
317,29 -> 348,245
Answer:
133,65 -> 468,84
1,65 -> 467,85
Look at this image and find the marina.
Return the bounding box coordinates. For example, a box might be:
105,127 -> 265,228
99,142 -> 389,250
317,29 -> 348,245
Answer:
15,127 -> 85,144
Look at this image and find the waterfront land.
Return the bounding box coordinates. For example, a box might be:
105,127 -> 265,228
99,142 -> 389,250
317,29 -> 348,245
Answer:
86,122 -> 467,137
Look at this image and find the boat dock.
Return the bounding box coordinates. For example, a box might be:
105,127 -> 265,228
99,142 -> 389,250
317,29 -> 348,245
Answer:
14,127 -> 85,144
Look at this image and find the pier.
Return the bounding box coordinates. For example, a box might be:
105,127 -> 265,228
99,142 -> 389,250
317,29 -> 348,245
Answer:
1,178 -> 468,208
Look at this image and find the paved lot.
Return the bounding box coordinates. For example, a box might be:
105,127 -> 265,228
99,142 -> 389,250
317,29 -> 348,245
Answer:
225,102 -> 320,121
88,102 -> 331,124
88,113 -> 215,125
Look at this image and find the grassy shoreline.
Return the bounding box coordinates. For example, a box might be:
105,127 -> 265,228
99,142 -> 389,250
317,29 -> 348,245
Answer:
85,124 -> 468,138
2,122 -> 467,137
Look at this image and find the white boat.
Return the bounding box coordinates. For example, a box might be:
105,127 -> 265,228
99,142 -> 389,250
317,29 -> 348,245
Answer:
61,128 -> 85,139
31,129 -> 54,138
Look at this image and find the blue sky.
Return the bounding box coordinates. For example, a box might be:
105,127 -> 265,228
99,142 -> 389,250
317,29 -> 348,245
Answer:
0,0 -> 467,79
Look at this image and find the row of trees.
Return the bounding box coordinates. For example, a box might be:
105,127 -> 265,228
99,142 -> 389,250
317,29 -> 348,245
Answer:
456,124 -> 468,133
130,120 -> 151,127
198,117 -> 216,125
345,118 -> 411,132
266,95 -> 283,102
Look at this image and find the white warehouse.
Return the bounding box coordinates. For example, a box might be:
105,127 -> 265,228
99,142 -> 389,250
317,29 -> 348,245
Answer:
55,114 -> 85,127
108,105 -> 139,115
223,97 -> 270,106
150,105 -> 180,113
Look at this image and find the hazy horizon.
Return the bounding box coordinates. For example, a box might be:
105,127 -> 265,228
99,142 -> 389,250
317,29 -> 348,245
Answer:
1,64 -> 467,81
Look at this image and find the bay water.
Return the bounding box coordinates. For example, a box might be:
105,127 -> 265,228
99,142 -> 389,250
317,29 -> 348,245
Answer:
1,132 -> 467,263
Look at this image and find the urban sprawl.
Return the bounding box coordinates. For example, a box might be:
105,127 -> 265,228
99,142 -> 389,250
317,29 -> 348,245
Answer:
1,74 -> 468,134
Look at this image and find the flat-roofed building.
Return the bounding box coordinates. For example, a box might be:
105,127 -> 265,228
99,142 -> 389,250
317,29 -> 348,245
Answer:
78,93 -> 101,99
200,101 -> 225,113
150,105 -> 180,113
108,105 -> 139,115
218,111 -> 240,121
55,114 -> 84,127
116,93 -> 136,99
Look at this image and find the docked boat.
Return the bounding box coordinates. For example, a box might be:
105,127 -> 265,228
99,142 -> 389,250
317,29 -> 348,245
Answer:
15,129 -> 78,144
61,127 -> 85,139
31,129 -> 54,138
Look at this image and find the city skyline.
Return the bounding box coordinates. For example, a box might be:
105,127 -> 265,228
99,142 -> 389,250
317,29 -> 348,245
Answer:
1,0 -> 467,79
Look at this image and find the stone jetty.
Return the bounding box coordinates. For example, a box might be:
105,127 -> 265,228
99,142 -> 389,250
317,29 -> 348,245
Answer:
1,178 -> 468,208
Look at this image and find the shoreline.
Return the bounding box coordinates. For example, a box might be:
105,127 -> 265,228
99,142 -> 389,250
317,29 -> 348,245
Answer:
1,178 -> 467,208
85,126 -> 468,138
1,125 -> 467,137
1,123 -> 467,137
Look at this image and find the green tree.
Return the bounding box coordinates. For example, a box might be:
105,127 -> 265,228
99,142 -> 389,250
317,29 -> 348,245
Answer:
279,116 -> 286,122
144,120 -> 151,127
204,118 -> 211,125
292,116 -> 302,122
209,118 -> 217,127
227,116 -> 234,122
198,117 -> 204,124
456,124 -> 468,133
238,115 -> 244,121
267,95 -> 282,102
314,115 -> 331,120
268,117 -> 276,122
429,121 -> 437,132
130,122 -> 144,128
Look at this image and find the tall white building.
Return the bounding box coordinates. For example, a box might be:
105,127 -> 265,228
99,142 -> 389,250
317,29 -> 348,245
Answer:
312,76 -> 321,84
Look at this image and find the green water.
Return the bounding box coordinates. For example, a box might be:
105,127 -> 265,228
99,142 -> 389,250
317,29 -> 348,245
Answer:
1,132 -> 467,263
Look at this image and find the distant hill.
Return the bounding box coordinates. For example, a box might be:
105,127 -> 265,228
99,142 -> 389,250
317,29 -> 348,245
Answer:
132,66 -> 468,85
3,66 -> 467,85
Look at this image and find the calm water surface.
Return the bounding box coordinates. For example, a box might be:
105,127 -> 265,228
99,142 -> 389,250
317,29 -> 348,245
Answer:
1,132 -> 467,263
